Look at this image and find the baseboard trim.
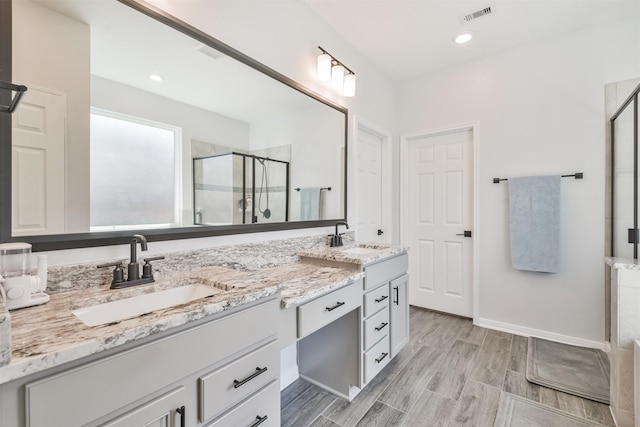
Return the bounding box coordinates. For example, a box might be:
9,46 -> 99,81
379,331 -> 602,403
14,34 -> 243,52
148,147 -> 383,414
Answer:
475,317 -> 607,351
280,364 -> 299,391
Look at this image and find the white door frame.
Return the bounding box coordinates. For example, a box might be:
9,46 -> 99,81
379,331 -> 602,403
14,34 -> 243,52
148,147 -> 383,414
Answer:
400,122 -> 480,321
352,115 -> 393,243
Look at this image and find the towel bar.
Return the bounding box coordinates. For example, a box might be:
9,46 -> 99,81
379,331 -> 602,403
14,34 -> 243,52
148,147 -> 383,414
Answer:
493,173 -> 583,184
294,187 -> 331,191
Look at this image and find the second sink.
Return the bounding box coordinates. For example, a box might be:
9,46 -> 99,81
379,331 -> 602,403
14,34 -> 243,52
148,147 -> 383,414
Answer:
72,284 -> 222,327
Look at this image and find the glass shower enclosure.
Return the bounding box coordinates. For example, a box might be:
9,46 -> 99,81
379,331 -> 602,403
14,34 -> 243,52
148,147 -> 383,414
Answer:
611,82 -> 640,258
193,153 -> 289,225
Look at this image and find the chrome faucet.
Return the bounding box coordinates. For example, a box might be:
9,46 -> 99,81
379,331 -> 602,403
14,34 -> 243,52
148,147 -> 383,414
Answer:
330,221 -> 349,247
128,234 -> 148,281
97,234 -> 164,289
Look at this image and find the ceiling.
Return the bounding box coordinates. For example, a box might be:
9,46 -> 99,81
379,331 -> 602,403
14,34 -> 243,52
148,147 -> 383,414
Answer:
303,0 -> 637,82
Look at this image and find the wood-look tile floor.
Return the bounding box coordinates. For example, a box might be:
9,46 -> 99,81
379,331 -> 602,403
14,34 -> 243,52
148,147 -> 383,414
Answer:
281,306 -> 615,427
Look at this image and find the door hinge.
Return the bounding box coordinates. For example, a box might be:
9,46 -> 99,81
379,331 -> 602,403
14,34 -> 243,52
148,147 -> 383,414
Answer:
377,229 -> 384,236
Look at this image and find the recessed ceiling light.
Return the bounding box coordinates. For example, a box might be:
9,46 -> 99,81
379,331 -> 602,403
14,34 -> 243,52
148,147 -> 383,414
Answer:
453,31 -> 473,44
149,74 -> 164,82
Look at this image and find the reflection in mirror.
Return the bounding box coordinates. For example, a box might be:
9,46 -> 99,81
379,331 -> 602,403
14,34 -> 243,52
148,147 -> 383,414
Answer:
6,0 -> 347,246
193,151 -> 290,225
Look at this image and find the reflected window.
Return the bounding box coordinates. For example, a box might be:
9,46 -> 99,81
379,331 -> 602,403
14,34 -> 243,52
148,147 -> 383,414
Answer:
90,109 -> 181,229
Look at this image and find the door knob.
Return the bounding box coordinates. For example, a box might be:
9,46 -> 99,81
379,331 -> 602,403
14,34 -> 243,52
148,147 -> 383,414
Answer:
456,231 -> 472,238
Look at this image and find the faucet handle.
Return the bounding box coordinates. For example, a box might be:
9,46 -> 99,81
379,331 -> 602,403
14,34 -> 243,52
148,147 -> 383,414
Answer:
97,262 -> 125,285
142,256 -> 165,280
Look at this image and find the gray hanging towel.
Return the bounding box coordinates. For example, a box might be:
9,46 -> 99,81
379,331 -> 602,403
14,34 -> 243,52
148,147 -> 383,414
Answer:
508,175 -> 561,273
300,187 -> 322,220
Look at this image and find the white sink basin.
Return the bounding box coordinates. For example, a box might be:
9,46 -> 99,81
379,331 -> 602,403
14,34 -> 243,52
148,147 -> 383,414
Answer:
340,247 -> 380,255
72,284 -> 222,327
340,243 -> 390,256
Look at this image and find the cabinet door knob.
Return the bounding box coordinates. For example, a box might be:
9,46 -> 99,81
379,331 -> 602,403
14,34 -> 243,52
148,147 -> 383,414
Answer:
375,295 -> 388,303
375,322 -> 388,331
176,406 -> 185,427
375,352 -> 389,363
326,301 -> 345,312
233,366 -> 268,388
251,415 -> 269,427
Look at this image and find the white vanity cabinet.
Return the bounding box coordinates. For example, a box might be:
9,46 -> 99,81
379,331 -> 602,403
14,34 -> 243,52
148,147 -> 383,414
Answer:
101,387 -> 188,427
362,253 -> 409,385
1,297 -> 280,427
362,282 -> 390,384
296,280 -> 363,401
389,273 -> 409,357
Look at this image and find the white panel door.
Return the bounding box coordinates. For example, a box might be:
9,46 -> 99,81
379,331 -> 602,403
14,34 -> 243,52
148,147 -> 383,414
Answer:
12,87 -> 66,235
357,127 -> 383,242
406,130 -> 473,317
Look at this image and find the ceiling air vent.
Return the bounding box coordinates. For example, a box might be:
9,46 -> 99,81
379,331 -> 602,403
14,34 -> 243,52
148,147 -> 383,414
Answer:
459,6 -> 493,23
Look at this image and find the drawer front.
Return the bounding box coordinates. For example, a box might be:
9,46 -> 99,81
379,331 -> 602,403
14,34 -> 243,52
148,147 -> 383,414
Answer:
25,299 -> 279,427
199,340 -> 279,423
205,380 -> 280,427
363,307 -> 389,351
363,335 -> 390,384
363,284 -> 390,318
297,280 -> 361,338
364,253 -> 408,290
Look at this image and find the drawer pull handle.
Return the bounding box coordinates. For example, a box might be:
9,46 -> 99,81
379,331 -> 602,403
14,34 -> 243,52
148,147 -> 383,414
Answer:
375,352 -> 389,364
393,286 -> 399,305
233,366 -> 268,388
176,406 -> 186,427
326,301 -> 345,312
375,322 -> 388,331
251,415 -> 268,427
375,295 -> 389,303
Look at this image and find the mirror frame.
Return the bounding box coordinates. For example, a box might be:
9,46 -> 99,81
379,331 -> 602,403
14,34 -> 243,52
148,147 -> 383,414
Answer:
0,0 -> 348,251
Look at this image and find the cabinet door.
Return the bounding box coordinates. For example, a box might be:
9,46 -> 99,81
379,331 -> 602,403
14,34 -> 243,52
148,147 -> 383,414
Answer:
390,274 -> 409,357
101,387 -> 187,427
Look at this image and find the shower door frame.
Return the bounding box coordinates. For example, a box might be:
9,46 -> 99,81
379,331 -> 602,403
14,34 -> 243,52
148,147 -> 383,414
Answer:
611,82 -> 640,258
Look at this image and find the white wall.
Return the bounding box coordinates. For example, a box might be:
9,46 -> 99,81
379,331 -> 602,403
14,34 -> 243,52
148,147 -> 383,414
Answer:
397,15 -> 640,344
40,0 -> 396,266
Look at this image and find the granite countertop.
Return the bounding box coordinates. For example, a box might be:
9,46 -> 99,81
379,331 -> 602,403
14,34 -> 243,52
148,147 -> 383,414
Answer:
605,257 -> 640,270
298,242 -> 408,266
0,262 -> 362,384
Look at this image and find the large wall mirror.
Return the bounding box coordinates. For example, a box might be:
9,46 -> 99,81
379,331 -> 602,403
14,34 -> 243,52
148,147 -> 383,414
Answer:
0,0 -> 348,250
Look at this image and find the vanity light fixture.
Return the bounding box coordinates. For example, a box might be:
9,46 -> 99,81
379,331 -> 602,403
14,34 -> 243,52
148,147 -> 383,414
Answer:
317,46 -> 356,97
331,64 -> 345,91
317,52 -> 332,82
149,73 -> 164,82
453,31 -> 473,44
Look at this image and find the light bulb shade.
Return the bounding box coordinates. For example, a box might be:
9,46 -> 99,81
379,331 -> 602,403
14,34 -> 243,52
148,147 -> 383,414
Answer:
317,53 -> 332,81
343,73 -> 356,97
331,64 -> 345,91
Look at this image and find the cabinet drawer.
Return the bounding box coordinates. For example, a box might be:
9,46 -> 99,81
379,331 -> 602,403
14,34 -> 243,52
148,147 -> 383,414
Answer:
25,299 -> 278,427
199,340 -> 279,423
363,307 -> 389,351
205,380 -> 280,427
363,284 -> 389,318
363,335 -> 390,384
297,280 -> 361,338
364,253 -> 408,291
